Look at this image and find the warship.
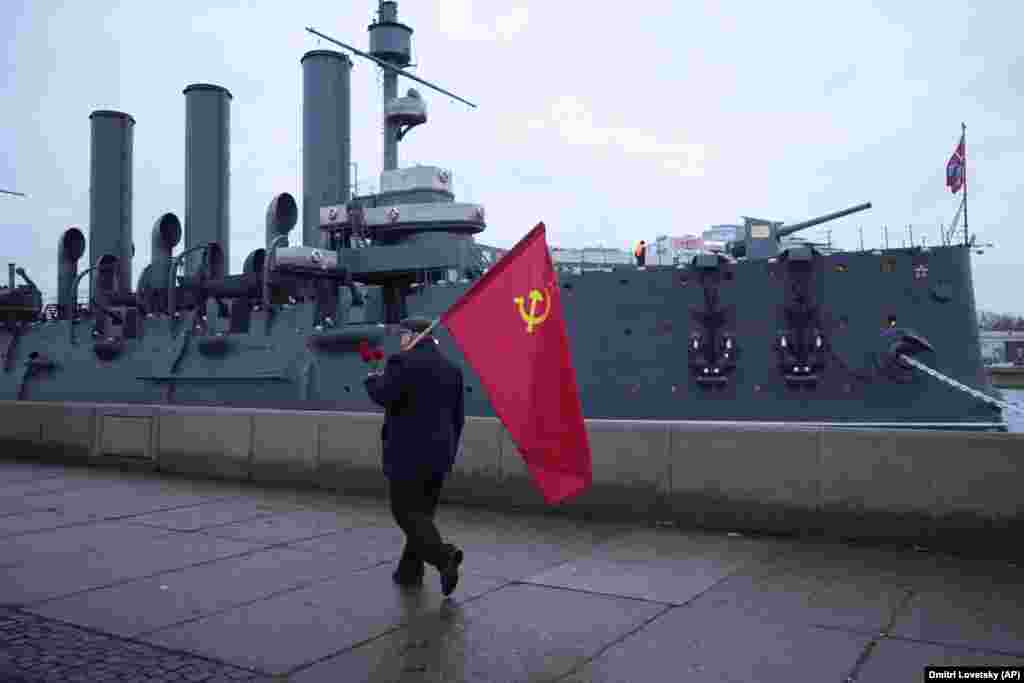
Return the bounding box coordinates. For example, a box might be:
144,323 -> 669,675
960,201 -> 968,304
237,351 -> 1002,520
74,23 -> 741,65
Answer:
0,1 -> 1006,431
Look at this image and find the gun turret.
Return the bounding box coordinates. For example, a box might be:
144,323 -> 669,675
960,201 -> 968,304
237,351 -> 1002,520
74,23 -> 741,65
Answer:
0,263 -> 44,322
775,202 -> 872,239
730,202 -> 872,260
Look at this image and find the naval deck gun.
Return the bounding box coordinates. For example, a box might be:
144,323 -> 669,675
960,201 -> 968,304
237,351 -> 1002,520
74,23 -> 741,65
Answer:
0,263 -> 43,324
728,202 -> 872,260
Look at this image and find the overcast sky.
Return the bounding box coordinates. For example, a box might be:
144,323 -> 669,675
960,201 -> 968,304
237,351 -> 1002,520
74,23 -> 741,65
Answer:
2,0 -> 1021,313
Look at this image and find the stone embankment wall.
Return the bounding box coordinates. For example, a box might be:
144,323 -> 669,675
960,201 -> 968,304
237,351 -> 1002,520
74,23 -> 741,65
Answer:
1,401 -> 1020,560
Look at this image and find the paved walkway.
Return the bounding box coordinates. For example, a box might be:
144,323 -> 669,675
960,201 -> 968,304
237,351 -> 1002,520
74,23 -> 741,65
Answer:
1,459 -> 1022,682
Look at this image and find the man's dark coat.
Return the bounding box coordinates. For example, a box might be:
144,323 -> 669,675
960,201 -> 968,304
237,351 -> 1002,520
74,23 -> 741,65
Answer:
364,340 -> 465,480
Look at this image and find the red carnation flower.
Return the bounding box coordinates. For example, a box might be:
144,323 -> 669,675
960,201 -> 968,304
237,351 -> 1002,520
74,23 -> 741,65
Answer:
358,340 -> 372,362
373,349 -> 385,361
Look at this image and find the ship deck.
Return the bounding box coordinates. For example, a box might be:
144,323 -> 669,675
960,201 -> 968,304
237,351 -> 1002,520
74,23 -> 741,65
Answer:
1,459 -> 1022,681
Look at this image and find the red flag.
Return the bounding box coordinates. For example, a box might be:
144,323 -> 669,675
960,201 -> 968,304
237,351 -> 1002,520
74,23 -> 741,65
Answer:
946,133 -> 965,194
441,223 -> 592,504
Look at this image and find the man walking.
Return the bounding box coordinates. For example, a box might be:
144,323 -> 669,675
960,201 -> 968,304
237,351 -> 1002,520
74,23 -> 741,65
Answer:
364,318 -> 465,596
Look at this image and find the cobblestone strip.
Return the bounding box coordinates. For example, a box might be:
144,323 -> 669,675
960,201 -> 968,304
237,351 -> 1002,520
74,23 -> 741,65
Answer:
0,608 -> 275,682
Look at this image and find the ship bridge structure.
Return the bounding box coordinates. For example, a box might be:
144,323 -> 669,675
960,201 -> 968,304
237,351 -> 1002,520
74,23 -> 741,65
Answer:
308,0 -> 486,316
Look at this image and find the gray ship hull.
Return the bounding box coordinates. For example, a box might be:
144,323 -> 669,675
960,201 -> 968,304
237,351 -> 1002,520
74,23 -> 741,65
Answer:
0,243 -> 1002,430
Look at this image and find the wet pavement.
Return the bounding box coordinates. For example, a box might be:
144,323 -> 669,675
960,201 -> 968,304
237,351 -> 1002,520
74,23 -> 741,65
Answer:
1,459 -> 1022,682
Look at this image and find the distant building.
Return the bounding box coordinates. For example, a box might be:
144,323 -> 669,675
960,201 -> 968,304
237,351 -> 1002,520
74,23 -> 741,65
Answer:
475,244 -> 508,266
477,242 -> 634,270
979,330 -> 1024,364
704,225 -> 740,243
647,235 -> 700,265
550,246 -> 632,266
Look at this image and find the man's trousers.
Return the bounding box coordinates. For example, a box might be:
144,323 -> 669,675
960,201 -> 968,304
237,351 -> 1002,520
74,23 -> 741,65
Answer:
388,472 -> 447,576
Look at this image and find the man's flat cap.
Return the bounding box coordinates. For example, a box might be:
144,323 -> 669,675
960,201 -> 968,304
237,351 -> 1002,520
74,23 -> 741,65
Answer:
399,317 -> 434,334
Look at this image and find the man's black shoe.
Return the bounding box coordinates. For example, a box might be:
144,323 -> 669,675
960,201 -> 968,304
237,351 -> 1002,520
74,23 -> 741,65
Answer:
440,545 -> 463,597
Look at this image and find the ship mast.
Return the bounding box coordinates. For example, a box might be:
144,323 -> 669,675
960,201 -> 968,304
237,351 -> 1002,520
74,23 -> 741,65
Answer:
306,1 -> 476,175
377,2 -> 403,172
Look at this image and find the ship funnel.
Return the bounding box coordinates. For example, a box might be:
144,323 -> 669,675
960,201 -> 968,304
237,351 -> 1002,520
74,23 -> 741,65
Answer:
58,227 -> 86,319
88,110 -> 135,299
265,192 -> 298,249
184,84 -> 231,276
301,50 -> 352,248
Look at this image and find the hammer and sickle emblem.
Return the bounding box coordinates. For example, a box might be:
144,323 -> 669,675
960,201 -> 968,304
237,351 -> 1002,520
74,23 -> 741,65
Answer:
513,287 -> 552,334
